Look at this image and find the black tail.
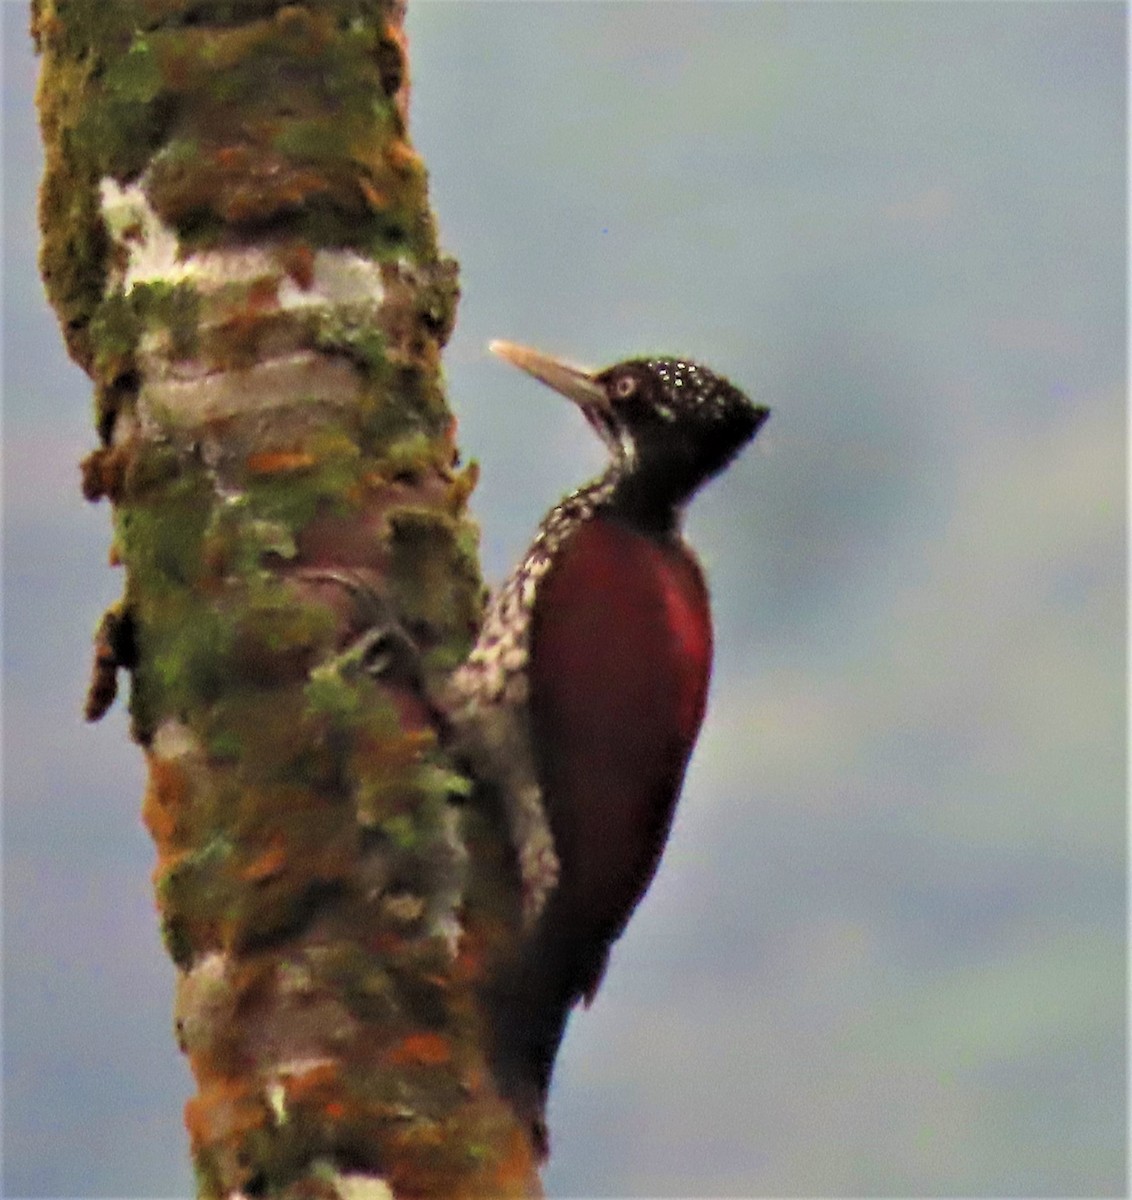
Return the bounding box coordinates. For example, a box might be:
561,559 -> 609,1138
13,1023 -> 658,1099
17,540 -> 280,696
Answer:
480,921 -> 609,1156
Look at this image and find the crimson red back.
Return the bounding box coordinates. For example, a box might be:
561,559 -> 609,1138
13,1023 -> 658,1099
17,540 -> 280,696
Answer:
528,513 -> 713,968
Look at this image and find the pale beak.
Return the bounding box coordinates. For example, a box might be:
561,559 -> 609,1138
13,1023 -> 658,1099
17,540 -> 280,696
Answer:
489,340 -> 610,415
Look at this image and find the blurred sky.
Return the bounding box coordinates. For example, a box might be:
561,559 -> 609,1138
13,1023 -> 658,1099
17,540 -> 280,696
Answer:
2,3 -> 1126,1197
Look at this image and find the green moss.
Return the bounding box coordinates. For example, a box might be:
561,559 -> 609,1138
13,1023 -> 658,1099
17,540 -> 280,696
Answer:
90,291 -> 141,372
272,118 -> 353,164
203,692 -> 321,785
374,432 -> 433,480
246,589 -> 336,659
72,29 -> 176,181
241,440 -> 365,534
313,310 -> 388,382
303,630 -> 412,744
144,598 -> 235,723
32,0 -> 143,60
348,364 -> 451,453
203,508 -> 334,665
419,642 -> 468,677
355,749 -> 469,863
387,506 -> 480,644
313,942 -> 400,1025
158,135 -> 201,170
36,138 -> 108,367
116,461 -> 270,729
160,911 -> 195,970
305,660 -> 366,725
393,363 -> 450,434
380,812 -> 418,851
122,441 -> 184,498
156,835 -> 238,940
91,282 -> 202,382
112,34 -> 163,103
453,519 -> 482,565
192,1151 -> 223,1200
207,726 -> 244,762
137,11 -> 379,117
237,516 -> 298,568
417,257 -> 461,347
415,762 -> 473,804
116,462 -> 214,584
95,29 -> 167,167
147,282 -> 203,359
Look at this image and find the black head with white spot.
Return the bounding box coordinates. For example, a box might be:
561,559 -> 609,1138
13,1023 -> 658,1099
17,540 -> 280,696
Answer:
593,356 -> 768,492
491,341 -> 769,529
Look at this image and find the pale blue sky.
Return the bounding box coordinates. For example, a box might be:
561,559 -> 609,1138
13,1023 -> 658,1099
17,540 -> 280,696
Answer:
3,3 -> 1125,1196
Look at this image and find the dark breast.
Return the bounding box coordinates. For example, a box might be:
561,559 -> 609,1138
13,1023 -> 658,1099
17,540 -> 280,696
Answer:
527,513 -> 713,986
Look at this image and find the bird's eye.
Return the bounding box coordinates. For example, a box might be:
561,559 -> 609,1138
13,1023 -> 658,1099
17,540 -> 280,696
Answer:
613,375 -> 638,399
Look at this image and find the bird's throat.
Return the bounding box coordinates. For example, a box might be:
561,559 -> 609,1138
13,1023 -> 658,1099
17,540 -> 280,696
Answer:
603,461 -> 685,539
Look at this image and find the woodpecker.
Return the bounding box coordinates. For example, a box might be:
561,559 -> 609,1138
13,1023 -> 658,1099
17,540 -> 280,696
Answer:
446,341 -> 768,1150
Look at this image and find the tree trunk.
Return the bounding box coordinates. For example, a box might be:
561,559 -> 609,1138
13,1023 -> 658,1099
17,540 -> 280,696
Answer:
32,1 -> 541,1195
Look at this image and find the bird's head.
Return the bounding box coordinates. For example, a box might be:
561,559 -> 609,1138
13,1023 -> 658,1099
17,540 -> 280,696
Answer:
490,340 -> 769,521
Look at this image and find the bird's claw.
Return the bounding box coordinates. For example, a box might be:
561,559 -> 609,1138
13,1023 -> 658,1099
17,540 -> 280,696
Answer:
295,567 -> 424,687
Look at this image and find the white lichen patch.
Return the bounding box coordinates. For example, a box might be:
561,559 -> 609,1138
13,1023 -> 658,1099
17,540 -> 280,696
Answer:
275,1055 -> 338,1078
266,1080 -> 287,1125
175,951 -> 235,1053
278,251 -> 388,310
185,949 -> 229,986
228,1164 -> 397,1200
329,1172 -> 396,1200
151,716 -> 203,761
139,350 -> 363,429
382,892 -> 426,924
100,178 -> 183,289
99,178 -> 385,309
264,1057 -> 339,1125
100,178 -> 383,450
424,799 -> 467,957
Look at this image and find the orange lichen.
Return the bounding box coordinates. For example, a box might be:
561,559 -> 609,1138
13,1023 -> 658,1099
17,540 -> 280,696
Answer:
246,449 -> 317,475
490,1126 -> 543,1196
143,754 -> 190,847
381,20 -> 410,71
239,835 -> 288,882
279,241 -> 316,289
359,178 -> 390,210
451,925 -> 490,988
184,1075 -> 266,1149
80,444 -> 131,503
282,1061 -> 340,1106
446,462 -> 479,515
386,138 -> 422,174
385,1032 -> 451,1068
245,276 -> 281,313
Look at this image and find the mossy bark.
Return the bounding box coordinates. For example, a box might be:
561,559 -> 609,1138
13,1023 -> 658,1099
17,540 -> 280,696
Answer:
33,2 -> 541,1195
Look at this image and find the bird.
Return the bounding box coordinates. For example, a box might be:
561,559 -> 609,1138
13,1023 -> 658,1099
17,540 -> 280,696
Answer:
444,340 -> 769,1152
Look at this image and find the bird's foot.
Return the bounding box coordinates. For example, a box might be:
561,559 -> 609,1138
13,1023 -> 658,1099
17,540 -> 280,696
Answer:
295,568 -> 424,689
